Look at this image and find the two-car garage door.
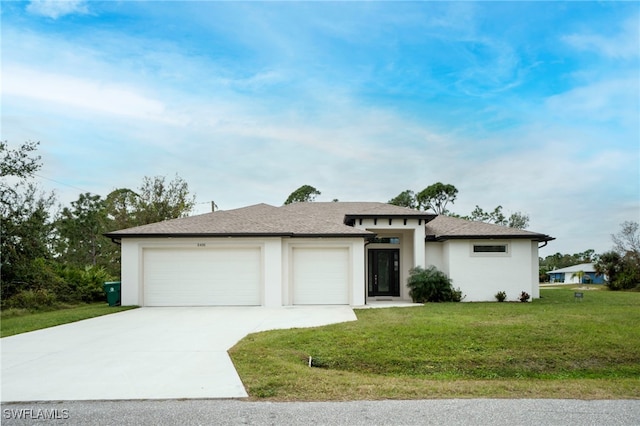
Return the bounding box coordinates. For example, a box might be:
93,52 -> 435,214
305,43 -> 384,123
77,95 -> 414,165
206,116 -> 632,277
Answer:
143,248 -> 261,306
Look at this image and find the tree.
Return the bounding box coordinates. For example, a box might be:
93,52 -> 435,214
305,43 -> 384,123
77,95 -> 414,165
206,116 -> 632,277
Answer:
0,142 -> 55,301
134,175 -> 196,225
0,140 -> 41,196
467,205 -> 506,224
465,205 -> 530,229
284,185 -> 321,205
571,270 -> 585,284
595,221 -> 640,291
595,251 -> 623,288
388,190 -> 416,209
507,211 -> 530,230
612,221 -> 640,260
105,188 -> 139,231
1,183 -> 56,300
415,183 -> 458,214
55,193 -> 109,268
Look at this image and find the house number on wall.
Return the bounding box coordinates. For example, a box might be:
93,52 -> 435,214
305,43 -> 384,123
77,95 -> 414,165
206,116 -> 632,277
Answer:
197,243 -> 206,247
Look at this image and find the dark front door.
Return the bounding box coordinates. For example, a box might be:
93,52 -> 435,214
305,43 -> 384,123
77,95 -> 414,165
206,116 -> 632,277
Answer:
368,249 -> 400,297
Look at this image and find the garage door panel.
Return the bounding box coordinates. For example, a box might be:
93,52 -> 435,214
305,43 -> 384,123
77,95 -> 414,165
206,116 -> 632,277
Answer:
293,248 -> 349,305
144,248 -> 261,306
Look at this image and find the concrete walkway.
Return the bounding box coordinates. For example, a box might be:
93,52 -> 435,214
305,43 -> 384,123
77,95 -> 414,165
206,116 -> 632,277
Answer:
1,306 -> 356,402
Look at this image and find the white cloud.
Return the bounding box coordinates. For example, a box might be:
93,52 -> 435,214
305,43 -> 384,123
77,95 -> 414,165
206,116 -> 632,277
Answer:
545,75 -> 639,125
26,0 -> 89,19
3,65 -> 186,125
563,16 -> 640,60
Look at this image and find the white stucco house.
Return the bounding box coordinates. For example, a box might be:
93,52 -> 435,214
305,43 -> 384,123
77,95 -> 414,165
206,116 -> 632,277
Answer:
105,202 -> 554,306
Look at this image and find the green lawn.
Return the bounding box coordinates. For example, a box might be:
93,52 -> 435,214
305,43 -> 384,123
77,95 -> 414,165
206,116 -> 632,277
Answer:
0,303 -> 137,337
229,288 -> 640,400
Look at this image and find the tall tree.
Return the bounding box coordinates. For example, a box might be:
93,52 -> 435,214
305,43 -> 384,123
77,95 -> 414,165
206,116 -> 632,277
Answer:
55,193 -> 109,267
1,183 -> 56,300
594,221 -> 640,290
415,183 -> 458,214
467,205 -> 506,224
612,221 -> 640,259
134,175 -> 196,225
0,141 -> 56,299
507,212 -> 530,230
105,188 -> 139,231
595,251 -> 623,287
388,190 -> 416,209
284,185 -> 321,205
1,140 -> 41,195
465,205 -> 530,229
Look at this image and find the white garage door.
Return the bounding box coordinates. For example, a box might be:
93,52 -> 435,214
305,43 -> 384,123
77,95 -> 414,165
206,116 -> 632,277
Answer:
143,247 -> 261,306
292,247 -> 349,305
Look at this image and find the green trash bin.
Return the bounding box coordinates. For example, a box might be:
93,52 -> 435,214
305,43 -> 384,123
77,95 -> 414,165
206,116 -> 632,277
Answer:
104,281 -> 121,307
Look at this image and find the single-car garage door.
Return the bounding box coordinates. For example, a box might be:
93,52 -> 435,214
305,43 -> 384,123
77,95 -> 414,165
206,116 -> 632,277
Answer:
292,247 -> 349,305
143,247 -> 261,306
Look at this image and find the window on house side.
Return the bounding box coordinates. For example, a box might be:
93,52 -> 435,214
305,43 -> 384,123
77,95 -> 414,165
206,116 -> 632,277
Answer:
473,245 -> 507,253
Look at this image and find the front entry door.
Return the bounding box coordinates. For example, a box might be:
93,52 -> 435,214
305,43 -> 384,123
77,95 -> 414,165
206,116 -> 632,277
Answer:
368,249 -> 400,297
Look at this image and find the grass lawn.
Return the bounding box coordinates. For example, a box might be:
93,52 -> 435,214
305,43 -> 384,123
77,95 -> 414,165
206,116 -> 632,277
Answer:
0,303 -> 137,337
229,288 -> 640,401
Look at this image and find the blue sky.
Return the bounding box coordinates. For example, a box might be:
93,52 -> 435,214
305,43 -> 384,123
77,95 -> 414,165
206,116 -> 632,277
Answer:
2,1 -> 639,256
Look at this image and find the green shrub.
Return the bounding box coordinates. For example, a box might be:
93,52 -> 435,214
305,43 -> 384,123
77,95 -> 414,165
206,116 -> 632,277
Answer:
610,263 -> 640,291
451,287 -> 464,302
407,266 -> 463,303
495,291 -> 507,302
56,265 -> 111,303
518,291 -> 530,303
5,289 -> 58,310
1,259 -> 112,309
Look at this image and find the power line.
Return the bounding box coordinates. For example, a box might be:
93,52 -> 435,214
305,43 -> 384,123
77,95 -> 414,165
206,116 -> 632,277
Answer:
33,173 -> 98,195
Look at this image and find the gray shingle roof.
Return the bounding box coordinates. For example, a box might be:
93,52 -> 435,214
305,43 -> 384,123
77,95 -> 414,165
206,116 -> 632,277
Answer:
106,203 -> 387,238
105,201 -> 553,242
425,215 -> 554,242
281,201 -> 433,223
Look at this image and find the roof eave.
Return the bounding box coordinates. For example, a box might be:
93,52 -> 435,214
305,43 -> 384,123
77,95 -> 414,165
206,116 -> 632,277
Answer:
104,232 -> 373,239
104,232 -> 294,239
344,213 -> 435,221
426,234 -> 555,242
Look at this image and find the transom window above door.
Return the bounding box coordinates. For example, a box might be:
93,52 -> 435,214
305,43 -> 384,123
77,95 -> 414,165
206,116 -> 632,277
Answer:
371,237 -> 400,244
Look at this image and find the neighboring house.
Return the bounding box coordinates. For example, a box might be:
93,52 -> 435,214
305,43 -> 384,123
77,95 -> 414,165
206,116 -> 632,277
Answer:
547,263 -> 604,284
105,202 -> 554,306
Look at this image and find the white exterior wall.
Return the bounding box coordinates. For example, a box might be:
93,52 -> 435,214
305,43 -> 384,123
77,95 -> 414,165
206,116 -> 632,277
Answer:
263,239 -> 283,307
562,273 -> 584,284
120,239 -> 140,306
443,239 -> 537,302
121,236 -> 365,307
531,241 -> 540,298
425,242 -> 444,271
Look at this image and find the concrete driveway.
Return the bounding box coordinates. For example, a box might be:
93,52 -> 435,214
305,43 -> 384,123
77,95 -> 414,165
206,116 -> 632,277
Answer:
1,306 -> 356,402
